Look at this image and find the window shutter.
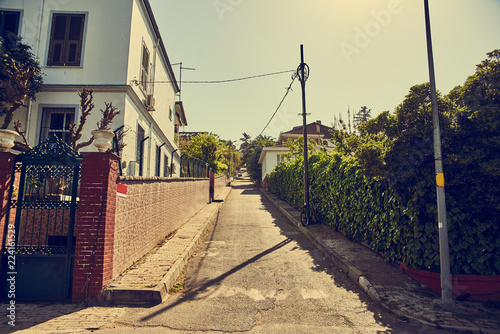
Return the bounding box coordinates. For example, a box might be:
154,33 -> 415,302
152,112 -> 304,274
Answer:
48,14 -> 85,66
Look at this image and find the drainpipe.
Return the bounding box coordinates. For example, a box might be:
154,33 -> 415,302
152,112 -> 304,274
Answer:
141,136 -> 149,176
26,0 -> 46,143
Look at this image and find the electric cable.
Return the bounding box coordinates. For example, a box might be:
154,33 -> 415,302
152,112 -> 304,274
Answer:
132,70 -> 294,85
258,73 -> 297,137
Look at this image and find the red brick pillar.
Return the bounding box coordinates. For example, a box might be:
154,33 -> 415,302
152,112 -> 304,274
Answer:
72,152 -> 120,303
209,171 -> 214,203
0,152 -> 16,265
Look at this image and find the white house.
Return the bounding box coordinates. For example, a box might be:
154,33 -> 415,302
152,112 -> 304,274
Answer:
258,146 -> 289,182
1,0 -> 185,177
259,121 -> 334,182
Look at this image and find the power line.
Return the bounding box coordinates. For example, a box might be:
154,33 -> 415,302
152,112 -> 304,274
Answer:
132,69 -> 294,85
258,73 -> 297,138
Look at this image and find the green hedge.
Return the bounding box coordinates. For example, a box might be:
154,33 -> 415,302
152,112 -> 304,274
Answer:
267,152 -> 499,276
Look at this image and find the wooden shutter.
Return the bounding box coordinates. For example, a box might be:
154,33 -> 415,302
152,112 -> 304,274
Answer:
48,14 -> 85,66
141,44 -> 150,91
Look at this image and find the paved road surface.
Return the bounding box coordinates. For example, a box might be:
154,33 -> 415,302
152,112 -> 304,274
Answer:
97,177 -> 446,333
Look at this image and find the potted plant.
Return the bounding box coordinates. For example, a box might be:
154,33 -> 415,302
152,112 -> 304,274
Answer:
91,102 -> 121,152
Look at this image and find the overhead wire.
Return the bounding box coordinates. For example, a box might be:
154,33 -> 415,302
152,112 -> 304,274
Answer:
133,69 -> 295,85
258,72 -> 298,138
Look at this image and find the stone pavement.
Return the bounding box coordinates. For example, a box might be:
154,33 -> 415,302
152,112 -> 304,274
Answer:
260,188 -> 500,334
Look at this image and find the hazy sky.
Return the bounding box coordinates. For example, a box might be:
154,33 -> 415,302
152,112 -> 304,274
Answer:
149,0 -> 500,146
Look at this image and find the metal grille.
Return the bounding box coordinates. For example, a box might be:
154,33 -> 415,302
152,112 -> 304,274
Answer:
2,135 -> 82,301
180,154 -> 209,178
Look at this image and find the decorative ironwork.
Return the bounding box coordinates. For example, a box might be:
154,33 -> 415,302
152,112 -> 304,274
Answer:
3,245 -> 74,255
11,200 -> 77,209
1,134 -> 81,301
16,134 -> 82,165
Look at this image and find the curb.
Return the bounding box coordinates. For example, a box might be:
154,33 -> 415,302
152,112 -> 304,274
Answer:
104,186 -> 232,305
259,189 -> 381,302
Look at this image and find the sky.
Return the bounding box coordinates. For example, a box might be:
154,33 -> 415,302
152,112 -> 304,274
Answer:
149,0 -> 500,147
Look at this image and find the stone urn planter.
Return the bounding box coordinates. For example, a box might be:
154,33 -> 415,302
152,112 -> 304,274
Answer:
0,129 -> 19,152
91,129 -> 115,152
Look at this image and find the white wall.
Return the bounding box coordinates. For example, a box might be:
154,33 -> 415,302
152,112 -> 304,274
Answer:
128,0 -> 177,142
6,0 -> 133,85
260,148 -> 290,181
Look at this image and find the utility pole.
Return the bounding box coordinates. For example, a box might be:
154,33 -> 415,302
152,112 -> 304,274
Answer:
423,0 -> 453,312
298,45 -> 310,223
172,62 -> 195,100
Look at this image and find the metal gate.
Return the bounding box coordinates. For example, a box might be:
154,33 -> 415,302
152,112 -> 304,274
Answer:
1,135 -> 82,301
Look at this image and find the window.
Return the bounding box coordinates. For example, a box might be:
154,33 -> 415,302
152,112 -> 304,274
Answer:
141,44 -> 150,92
136,126 -> 145,176
47,13 -> 85,66
163,154 -> 170,177
40,108 -> 75,144
155,145 -> 161,177
169,107 -> 173,121
0,10 -> 20,37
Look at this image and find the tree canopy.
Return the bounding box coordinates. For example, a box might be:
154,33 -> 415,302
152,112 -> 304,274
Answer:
0,34 -> 44,129
180,133 -> 241,176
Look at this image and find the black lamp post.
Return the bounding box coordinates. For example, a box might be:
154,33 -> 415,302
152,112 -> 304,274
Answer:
297,45 -> 310,225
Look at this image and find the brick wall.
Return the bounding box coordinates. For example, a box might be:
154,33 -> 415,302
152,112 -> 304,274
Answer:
0,152 -> 16,268
113,177 -> 209,279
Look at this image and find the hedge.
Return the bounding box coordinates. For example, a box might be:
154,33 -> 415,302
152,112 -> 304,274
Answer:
267,152 -> 499,276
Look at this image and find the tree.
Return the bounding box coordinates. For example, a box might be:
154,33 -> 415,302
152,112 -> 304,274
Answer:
353,106 -> 372,129
243,135 -> 276,183
180,133 -> 240,175
282,136 -> 323,160
0,34 -> 43,129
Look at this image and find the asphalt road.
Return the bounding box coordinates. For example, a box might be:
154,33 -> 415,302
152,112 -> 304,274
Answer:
99,176 -> 447,333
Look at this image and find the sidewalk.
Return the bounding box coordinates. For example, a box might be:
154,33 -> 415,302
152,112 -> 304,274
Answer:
260,188 -> 500,334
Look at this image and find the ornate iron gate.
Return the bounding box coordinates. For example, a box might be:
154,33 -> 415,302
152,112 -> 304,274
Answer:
1,136 -> 82,301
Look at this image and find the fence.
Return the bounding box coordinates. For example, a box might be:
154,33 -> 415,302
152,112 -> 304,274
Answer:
180,154 -> 209,178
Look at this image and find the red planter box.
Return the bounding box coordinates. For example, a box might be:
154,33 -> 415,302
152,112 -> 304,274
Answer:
400,263 -> 500,302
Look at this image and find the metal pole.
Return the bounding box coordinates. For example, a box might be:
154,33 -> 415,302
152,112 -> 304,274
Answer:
299,45 -> 310,213
424,0 -> 453,312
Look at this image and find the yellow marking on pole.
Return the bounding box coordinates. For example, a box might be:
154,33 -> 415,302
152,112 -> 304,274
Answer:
436,173 -> 445,187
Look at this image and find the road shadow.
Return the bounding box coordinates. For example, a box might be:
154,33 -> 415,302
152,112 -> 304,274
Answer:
140,238 -> 293,321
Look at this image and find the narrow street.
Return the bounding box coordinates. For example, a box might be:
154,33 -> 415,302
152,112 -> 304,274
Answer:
94,176 -> 446,333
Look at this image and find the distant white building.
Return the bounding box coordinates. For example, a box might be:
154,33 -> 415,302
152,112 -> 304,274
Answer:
1,0 -> 186,176
259,121 -> 334,183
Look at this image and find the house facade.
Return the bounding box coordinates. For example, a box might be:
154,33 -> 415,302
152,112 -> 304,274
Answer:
1,0 -> 183,177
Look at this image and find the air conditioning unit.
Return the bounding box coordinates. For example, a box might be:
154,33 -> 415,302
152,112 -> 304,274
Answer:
145,94 -> 155,111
